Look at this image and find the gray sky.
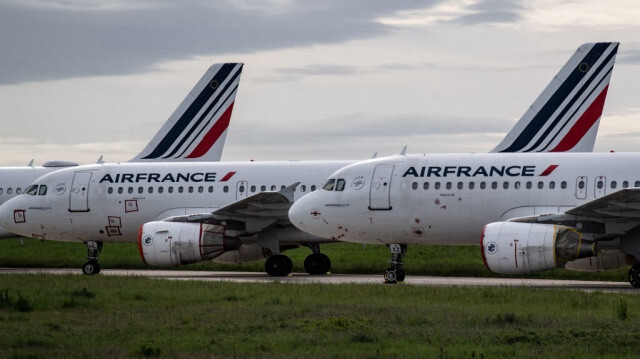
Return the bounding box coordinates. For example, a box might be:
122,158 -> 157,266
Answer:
1,0 -> 640,165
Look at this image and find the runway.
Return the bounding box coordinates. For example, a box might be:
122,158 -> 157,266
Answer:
1,268 -> 637,293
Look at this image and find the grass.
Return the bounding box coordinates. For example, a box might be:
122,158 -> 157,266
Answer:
0,237 -> 630,282
0,274 -> 638,358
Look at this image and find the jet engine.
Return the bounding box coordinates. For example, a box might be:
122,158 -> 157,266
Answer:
481,222 -> 598,274
138,221 -> 239,266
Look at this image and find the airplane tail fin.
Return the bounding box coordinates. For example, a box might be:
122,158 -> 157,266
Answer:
491,42 -> 618,153
130,62 -> 243,162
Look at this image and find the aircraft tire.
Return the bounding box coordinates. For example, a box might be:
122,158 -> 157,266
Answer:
82,261 -> 100,276
304,253 -> 331,275
265,255 -> 292,277
384,268 -> 397,284
396,268 -> 405,282
629,264 -> 640,288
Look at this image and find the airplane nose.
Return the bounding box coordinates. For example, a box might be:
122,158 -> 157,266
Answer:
288,200 -> 305,231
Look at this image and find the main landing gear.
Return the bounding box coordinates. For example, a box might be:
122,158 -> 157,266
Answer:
82,241 -> 103,275
629,263 -> 640,288
384,244 -> 407,284
264,245 -> 332,277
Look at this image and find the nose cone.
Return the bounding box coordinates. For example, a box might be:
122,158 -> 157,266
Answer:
289,192 -> 331,239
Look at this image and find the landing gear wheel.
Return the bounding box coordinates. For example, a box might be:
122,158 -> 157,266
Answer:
384,268 -> 397,284
265,255 -> 293,277
395,268 -> 405,282
82,261 -> 100,275
629,264 -> 640,288
304,253 -> 331,275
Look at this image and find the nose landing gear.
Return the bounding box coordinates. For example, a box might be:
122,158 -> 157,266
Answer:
82,241 -> 103,275
384,244 -> 407,284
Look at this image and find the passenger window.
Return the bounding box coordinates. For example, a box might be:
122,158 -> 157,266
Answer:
178,186 -> 184,193
480,182 -> 486,190
138,187 -> 143,194
526,181 -> 532,189
7,188 -> 12,195
311,185 -> 317,191
323,179 -> 336,191
16,188 -> 21,194
578,180 -> 585,189
118,187 -> 123,194
503,182 -> 509,189
168,187 -> 174,193
271,185 -> 276,191
611,181 -> 617,189
491,182 -> 497,190
223,186 -> 229,193
148,187 -> 154,194
251,185 -> 256,193
281,185 -> 286,190
26,185 -> 38,195
597,180 -> 603,189
636,181 -> 640,187
469,182 -> 475,190
412,182 -> 418,190
549,181 -> 555,189
514,181 -> 520,190
623,181 -> 629,188
561,181 -> 567,189
198,186 -> 203,193
108,187 -> 113,194
301,185 -> 306,192
188,186 -> 194,193
128,187 -> 133,194
435,182 -> 441,190
537,181 -> 544,189
423,182 -> 429,190
446,182 -> 452,190
260,185 -> 266,192
457,182 -> 463,190
208,186 -> 213,193
336,179 -> 346,191
38,185 -> 47,196
159,187 -> 164,194
0,188 -> 3,195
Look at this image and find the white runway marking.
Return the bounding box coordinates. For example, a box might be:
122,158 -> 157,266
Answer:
1,268 -> 636,293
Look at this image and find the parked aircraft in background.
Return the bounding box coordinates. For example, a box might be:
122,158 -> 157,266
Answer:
0,63 -> 243,239
0,43 -> 618,276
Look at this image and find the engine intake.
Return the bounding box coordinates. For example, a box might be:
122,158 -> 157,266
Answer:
481,222 -> 597,274
138,221 -> 239,266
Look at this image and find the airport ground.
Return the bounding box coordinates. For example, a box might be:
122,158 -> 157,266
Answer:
1,238 -> 638,358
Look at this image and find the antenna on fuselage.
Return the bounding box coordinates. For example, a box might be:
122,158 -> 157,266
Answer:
97,155 -> 104,164
27,159 -> 34,167
399,146 -> 407,156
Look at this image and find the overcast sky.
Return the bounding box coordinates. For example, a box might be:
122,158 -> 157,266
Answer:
1,0 -> 640,165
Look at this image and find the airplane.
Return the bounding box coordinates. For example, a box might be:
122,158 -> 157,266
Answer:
0,43 -> 618,276
0,62 -> 243,239
287,151 -> 640,288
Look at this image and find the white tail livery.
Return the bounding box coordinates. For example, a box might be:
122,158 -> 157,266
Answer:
492,42 -> 618,153
130,63 -> 243,162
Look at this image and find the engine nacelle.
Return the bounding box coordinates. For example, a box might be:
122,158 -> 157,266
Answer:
138,221 -> 239,266
213,244 -> 271,264
481,222 -> 597,274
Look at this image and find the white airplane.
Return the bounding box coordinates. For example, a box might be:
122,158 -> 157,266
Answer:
288,152 -> 640,288
0,43 -> 618,276
0,62 -> 243,239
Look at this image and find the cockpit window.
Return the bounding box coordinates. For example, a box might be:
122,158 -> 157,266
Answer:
322,179 -> 336,191
38,185 -> 47,196
26,185 -> 38,195
336,179 -> 346,191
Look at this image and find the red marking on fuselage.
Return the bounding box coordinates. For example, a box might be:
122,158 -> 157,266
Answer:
539,164 -> 559,176
219,172 -> 236,182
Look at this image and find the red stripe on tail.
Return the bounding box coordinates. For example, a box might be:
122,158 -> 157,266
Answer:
550,85 -> 609,152
186,101 -> 234,158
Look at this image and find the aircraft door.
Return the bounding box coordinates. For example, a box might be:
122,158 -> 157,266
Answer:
69,172 -> 92,212
575,176 -> 587,200
236,181 -> 248,200
594,176 -> 606,198
369,164 -> 394,210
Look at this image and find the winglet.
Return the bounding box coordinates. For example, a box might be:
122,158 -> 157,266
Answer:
130,63 -> 244,162
279,182 -> 300,203
491,42 -> 619,153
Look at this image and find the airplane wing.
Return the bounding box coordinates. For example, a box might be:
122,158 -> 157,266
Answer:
165,182 -> 299,232
564,188 -> 640,218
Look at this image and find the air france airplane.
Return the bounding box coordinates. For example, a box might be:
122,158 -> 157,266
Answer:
288,153 -> 640,287
0,62 -> 242,239
0,43 -> 618,276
